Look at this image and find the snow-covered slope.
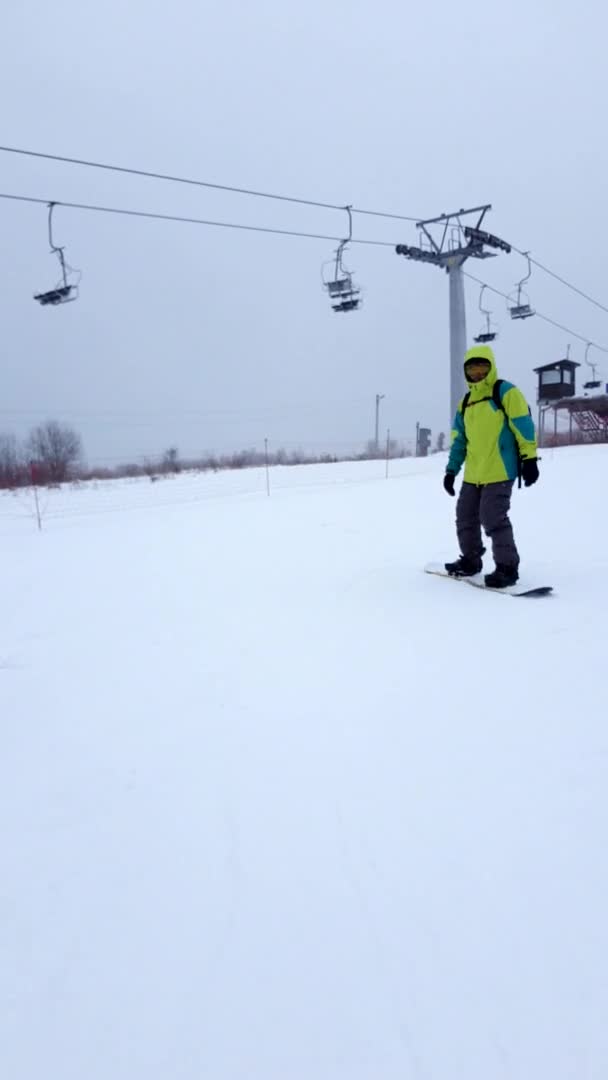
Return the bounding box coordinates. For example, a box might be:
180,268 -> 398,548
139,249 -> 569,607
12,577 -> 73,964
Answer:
2,447 -> 607,1079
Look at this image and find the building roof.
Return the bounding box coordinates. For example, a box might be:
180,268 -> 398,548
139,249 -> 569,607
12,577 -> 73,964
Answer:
534,359 -> 581,373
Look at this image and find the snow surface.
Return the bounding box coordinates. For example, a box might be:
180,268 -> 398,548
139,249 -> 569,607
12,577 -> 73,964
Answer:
2,446 -> 607,1080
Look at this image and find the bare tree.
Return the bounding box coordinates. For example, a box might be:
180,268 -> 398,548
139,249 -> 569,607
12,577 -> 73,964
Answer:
162,447 -> 181,474
142,457 -> 159,482
436,432 -> 446,453
0,433 -> 23,489
27,421 -> 83,484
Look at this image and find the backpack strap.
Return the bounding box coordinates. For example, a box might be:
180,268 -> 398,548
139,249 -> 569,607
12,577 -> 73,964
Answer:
492,378 -> 505,415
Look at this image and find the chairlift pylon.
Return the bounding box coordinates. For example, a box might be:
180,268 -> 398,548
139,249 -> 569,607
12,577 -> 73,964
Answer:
508,252 -> 534,320
474,285 -> 497,343
322,205 -> 361,313
34,202 -> 81,307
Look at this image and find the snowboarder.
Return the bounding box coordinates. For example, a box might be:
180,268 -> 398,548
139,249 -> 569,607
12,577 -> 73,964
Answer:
443,344 -> 539,588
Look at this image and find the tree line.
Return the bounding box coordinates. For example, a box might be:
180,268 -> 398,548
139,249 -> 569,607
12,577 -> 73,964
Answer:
0,421 -> 82,488
0,421 -> 448,490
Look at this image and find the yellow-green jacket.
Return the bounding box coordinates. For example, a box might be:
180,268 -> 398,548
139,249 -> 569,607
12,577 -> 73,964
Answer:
447,345 -> 537,485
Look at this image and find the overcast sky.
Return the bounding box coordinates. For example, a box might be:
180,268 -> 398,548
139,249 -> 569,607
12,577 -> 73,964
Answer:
2,0 -> 607,465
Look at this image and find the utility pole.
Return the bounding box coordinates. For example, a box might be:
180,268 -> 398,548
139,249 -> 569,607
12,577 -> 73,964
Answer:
396,206 -> 512,424
264,437 -> 270,496
29,460 -> 42,531
375,393 -> 385,451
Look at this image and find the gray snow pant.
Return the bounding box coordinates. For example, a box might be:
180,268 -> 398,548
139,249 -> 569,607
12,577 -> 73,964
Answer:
456,481 -> 519,567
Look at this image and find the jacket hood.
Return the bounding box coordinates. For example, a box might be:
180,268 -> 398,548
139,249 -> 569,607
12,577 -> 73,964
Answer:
464,343 -> 498,397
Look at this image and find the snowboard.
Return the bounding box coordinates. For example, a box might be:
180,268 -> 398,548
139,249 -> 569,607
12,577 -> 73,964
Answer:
424,562 -> 553,598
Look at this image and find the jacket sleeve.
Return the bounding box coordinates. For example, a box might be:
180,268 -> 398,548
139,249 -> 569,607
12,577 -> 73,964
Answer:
446,405 -> 467,474
501,384 -> 537,460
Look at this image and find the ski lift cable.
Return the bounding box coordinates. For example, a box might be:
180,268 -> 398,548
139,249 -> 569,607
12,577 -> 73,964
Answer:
3,146 -> 608,314
2,188 -> 606,349
464,271 -> 608,354
0,145 -> 422,223
509,242 -> 608,316
0,190 -> 397,247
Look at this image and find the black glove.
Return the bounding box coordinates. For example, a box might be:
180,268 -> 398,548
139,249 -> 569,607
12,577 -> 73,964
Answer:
521,458 -> 539,487
443,471 -> 456,496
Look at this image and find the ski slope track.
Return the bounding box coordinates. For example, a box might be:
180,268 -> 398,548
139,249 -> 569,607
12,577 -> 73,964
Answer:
1,446 -> 607,1080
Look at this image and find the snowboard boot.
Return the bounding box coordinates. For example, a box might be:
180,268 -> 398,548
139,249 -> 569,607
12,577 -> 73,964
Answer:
444,553 -> 483,577
485,563 -> 519,589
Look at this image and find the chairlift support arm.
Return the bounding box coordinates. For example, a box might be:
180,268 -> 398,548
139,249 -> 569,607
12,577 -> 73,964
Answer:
517,252 -> 532,300
336,205 -> 354,274
47,201 -> 69,289
585,342 -> 599,380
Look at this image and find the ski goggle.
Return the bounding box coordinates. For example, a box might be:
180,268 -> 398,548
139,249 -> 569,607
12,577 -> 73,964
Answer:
464,359 -> 491,376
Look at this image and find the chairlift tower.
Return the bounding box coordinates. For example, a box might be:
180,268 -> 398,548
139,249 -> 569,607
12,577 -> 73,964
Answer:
396,206 -> 511,423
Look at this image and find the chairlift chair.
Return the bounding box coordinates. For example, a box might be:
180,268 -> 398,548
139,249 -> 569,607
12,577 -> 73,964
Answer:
583,342 -> 601,390
334,291 -> 361,313
508,252 -> 535,320
474,284 -> 497,343
325,274 -> 361,313
326,277 -> 357,300
322,205 -> 362,313
34,202 -> 80,307
34,284 -> 76,306
509,298 -> 534,319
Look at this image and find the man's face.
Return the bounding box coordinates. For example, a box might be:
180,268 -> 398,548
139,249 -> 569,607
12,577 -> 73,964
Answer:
465,360 -> 491,383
